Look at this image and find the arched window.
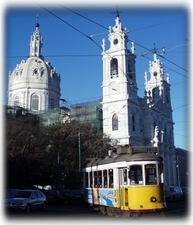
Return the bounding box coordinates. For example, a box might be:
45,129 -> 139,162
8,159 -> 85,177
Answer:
110,58 -> 118,78
14,96 -> 20,106
152,87 -> 158,99
50,98 -> 55,109
132,115 -> 135,131
112,114 -> 118,131
128,62 -> 132,78
31,94 -> 39,111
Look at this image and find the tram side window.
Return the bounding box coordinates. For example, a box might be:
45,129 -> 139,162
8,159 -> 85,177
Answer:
98,171 -> 102,187
109,169 -> 114,188
103,170 -> 108,188
94,171 -> 98,187
86,172 -> 89,188
145,164 -> 157,184
129,165 -> 142,185
158,164 -> 164,184
123,168 -> 128,185
90,172 -> 93,187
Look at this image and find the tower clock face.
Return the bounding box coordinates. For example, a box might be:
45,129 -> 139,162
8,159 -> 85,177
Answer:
109,81 -> 119,93
153,71 -> 158,77
113,38 -> 118,45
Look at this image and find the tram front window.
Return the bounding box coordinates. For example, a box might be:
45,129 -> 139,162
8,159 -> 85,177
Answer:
145,164 -> 157,185
129,165 -> 142,185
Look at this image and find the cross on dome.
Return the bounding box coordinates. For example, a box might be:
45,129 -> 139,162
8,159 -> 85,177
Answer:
36,14 -> 39,29
111,7 -> 122,18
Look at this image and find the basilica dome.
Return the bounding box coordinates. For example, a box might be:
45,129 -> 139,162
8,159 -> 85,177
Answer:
8,20 -> 61,112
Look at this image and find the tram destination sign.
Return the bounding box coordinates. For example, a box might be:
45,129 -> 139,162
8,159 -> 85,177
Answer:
116,146 -> 159,155
131,146 -> 159,154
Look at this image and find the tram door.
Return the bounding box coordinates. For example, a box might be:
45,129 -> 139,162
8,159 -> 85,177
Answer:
118,168 -> 129,210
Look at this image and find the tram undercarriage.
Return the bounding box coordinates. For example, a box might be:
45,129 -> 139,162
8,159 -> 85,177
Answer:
93,205 -> 141,217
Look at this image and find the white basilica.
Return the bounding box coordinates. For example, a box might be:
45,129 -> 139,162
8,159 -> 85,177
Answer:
101,13 -> 176,185
8,20 -> 61,114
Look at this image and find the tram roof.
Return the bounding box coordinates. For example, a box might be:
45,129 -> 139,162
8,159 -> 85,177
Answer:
86,152 -> 163,167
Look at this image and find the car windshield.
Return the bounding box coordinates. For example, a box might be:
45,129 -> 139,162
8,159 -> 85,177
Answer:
15,191 -> 31,198
6,189 -> 19,198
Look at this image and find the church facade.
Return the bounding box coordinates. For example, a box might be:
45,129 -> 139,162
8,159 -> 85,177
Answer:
101,14 -> 176,185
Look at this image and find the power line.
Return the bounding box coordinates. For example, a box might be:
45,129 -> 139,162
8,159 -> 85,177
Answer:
129,18 -> 184,33
8,6 -> 188,79
39,5 -> 106,56
60,6 -> 108,30
41,6 -> 187,81
172,104 -> 188,111
6,54 -> 101,59
139,53 -> 188,79
57,6 -> 189,77
158,54 -> 188,73
40,6 -> 92,41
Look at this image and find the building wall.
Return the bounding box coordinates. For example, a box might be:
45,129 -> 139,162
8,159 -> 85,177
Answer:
175,148 -> 190,187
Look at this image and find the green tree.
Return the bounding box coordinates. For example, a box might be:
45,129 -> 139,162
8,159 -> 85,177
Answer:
43,120 -> 111,189
5,113 -> 111,190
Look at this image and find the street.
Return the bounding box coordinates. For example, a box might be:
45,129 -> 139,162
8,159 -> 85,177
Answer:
4,199 -> 190,222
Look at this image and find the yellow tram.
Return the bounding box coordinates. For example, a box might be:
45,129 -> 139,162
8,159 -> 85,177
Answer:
82,146 -> 166,217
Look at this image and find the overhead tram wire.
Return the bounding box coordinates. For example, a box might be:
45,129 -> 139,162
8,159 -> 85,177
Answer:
138,53 -> 187,79
58,6 -> 188,77
60,5 -> 183,37
129,18 -> 183,33
37,6 -> 187,80
8,10 -> 188,82
7,54 -> 100,59
59,5 -> 108,31
40,6 -> 128,77
131,40 -> 188,77
39,6 -> 106,52
158,54 -> 188,74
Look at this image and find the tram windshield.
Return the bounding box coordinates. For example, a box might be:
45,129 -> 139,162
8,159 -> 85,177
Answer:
129,163 -> 164,185
129,165 -> 143,184
145,163 -> 164,185
145,164 -> 157,184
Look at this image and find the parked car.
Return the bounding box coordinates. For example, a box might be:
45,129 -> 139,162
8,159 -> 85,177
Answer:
5,189 -> 46,213
169,185 -> 183,201
42,190 -> 64,205
164,184 -> 172,202
181,186 -> 190,200
68,189 -> 84,204
60,189 -> 71,203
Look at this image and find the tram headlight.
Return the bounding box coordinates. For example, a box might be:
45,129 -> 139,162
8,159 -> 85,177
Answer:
150,196 -> 157,202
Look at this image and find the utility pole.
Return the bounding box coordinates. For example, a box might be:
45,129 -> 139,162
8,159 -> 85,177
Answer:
57,151 -> 60,190
78,129 -> 81,173
176,155 -> 180,186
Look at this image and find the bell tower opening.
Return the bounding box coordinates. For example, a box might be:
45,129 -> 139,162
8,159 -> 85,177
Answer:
110,58 -> 118,78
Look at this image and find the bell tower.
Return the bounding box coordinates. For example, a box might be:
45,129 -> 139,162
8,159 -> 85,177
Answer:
101,13 -> 138,145
144,51 -> 172,113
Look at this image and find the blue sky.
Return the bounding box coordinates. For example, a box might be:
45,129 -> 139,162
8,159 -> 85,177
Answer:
4,4 -> 189,150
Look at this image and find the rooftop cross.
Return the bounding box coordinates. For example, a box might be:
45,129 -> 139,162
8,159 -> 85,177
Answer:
36,14 -> 39,28
111,7 -> 122,18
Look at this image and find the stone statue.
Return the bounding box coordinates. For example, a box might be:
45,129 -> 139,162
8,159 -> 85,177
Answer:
151,126 -> 159,147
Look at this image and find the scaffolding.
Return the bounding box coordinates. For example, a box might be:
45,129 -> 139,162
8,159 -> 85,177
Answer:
70,100 -> 103,130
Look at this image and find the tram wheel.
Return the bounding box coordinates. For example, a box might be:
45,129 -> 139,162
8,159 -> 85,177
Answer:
100,206 -> 107,215
132,212 -> 141,217
106,207 -> 114,217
